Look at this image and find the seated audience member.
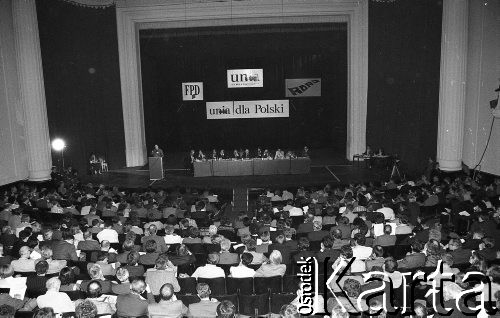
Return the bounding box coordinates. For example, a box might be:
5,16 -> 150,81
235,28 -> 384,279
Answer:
0,264 -> 26,292
26,261 -> 49,296
116,278 -> 150,318
383,257 -> 403,289
169,244 -> 196,267
237,218 -> 251,237
33,307 -> 56,318
268,235 -> 292,265
282,228 -> 298,252
187,283 -> 220,318
307,221 -> 329,242
77,231 -> 100,251
164,225 -> 183,244
395,215 -> 413,235
75,300 -> 98,318
148,283 -> 188,318
365,245 -> 385,271
58,266 -> 78,291
447,238 -> 472,265
145,257 -> 180,295
141,225 -> 167,252
398,240 -> 425,269
255,250 -> 286,277
0,296 -> 25,313
376,201 -> 395,221
316,236 -> 340,263
332,217 -> 352,240
79,280 -> 115,315
139,240 -> 160,266
468,251 -> 488,272
48,230 -> 78,261
183,227 -> 202,244
229,253 -> 255,278
331,229 -> 350,250
111,267 -> 131,295
11,229 -> 30,259
425,239 -> 444,267
36,277 -> 75,314
96,220 -> 119,243
373,224 -> 396,247
124,251 -> 145,278
478,237 -> 497,261
328,278 -> 368,313
11,246 -> 35,272
293,238 -> 316,262
351,233 -> 373,260
88,251 -> 118,276
255,231 -> 271,254
202,225 -> 218,244
297,215 -> 314,234
244,239 -> 268,265
190,253 -> 225,279
218,239 -> 239,265
36,246 -> 67,274
280,304 -> 300,318
116,239 -> 136,264
80,264 -> 112,294
217,301 -> 237,318
99,240 -> 118,262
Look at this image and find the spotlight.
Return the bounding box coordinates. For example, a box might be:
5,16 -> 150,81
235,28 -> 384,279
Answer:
51,138 -> 66,168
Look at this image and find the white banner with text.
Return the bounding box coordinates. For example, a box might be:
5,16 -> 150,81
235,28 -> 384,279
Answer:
206,100 -> 289,119
285,78 -> 321,97
227,69 -> 263,88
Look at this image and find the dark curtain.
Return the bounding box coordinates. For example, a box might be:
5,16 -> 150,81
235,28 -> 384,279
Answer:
140,24 -> 347,154
367,0 -> 442,175
36,0 -> 125,174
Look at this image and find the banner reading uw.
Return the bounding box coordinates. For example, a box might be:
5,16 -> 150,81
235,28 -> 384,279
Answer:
206,100 -> 289,119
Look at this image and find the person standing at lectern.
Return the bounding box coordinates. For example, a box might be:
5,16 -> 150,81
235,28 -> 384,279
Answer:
151,145 -> 164,158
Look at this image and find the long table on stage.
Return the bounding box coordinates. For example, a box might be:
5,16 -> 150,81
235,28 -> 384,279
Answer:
193,158 -> 311,177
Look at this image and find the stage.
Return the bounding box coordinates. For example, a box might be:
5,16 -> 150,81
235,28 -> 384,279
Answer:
82,149 -> 392,191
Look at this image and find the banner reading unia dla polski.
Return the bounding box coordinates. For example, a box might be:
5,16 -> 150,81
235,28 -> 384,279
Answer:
206,100 -> 289,119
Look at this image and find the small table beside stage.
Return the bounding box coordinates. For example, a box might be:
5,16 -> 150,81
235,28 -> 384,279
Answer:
193,158 -> 311,177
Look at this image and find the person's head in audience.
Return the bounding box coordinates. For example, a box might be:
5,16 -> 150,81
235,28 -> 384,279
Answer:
321,236 -> 334,251
100,240 -> 111,252
279,304 -> 299,318
207,253 -> 220,265
472,230 -> 485,240
35,260 -> 49,276
155,257 -> 170,270
371,245 -> 384,258
331,228 -> 343,241
0,265 -> 14,279
75,299 -> 98,318
96,251 -> 109,264
116,267 -> 129,283
297,237 -> 310,251
260,231 -> 271,243
34,308 -> 55,318
383,257 -> 398,273
165,225 -> 175,235
469,251 -> 487,272
83,231 -> 93,241
122,239 -> 135,252
481,237 -> 495,250
339,216 -> 349,226
188,227 -> 200,238
125,231 -> 137,242
269,250 -> 283,265
447,238 -> 462,251
61,229 -> 74,243
176,244 -> 190,257
43,229 -> 53,241
18,229 -> 30,242
312,221 -> 322,232
240,253 -> 253,267
46,277 -> 62,292
91,219 -> 100,228
413,301 -> 427,318
87,280 -> 103,299
208,225 -> 218,236
340,245 -> 353,260
0,304 -> 14,318
352,233 -> 366,247
442,253 -> 454,267
343,278 -> 361,298
283,228 -> 293,240
148,225 -> 158,236
411,240 -> 424,253
245,239 -> 257,252
220,239 -> 231,252
217,300 -> 236,318
159,283 -> 175,302
211,234 -> 224,245
275,234 -> 285,245
59,267 -> 75,285
88,264 -> 104,280
130,278 -> 146,295
383,225 -> 392,235
19,246 -> 31,259
487,265 -> 500,285
179,219 -> 190,230
196,282 -> 211,300
145,240 -> 157,254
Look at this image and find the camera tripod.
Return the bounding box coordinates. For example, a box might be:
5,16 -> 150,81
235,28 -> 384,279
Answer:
390,159 -> 403,181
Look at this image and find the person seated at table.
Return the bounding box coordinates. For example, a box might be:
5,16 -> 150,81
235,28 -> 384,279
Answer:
376,147 -> 385,156
262,149 -> 272,159
285,150 -> 296,159
256,147 -> 262,158
196,150 -> 206,161
242,149 -> 251,159
185,150 -> 195,170
363,145 -> 373,157
274,148 -> 285,160
210,149 -> 218,160
301,146 -> 310,158
232,149 -> 240,160
219,149 -> 227,160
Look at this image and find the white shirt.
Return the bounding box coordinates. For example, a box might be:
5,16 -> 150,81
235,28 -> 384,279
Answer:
288,207 -> 303,216
352,245 -> 373,260
37,290 -> 75,313
164,234 -> 183,244
191,264 -> 225,279
230,265 -> 256,278
376,207 -> 395,220
96,228 -> 119,243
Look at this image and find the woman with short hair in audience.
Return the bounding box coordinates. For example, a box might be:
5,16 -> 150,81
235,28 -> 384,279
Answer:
111,267 -> 131,295
124,251 -> 145,278
80,264 -> 112,294
58,266 -> 78,291
254,250 -> 286,277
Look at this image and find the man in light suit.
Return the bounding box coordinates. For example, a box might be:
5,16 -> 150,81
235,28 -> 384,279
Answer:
187,283 -> 219,318
148,283 -> 188,318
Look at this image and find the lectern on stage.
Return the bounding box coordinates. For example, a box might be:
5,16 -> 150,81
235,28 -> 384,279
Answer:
149,157 -> 164,180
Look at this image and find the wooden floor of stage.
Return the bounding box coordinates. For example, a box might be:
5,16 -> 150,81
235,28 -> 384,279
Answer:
82,149 -> 392,190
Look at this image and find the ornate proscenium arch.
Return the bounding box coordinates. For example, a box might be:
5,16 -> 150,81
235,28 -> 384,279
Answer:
115,0 -> 368,167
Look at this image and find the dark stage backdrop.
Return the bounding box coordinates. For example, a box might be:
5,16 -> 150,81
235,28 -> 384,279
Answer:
36,0 -> 125,174
367,0 -> 442,175
140,24 -> 348,154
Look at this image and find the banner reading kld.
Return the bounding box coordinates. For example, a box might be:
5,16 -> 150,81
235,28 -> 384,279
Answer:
206,100 -> 289,119
227,69 -> 263,88
285,78 -> 321,97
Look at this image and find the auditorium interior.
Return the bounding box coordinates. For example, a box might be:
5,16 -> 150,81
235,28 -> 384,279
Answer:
0,0 -> 500,317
